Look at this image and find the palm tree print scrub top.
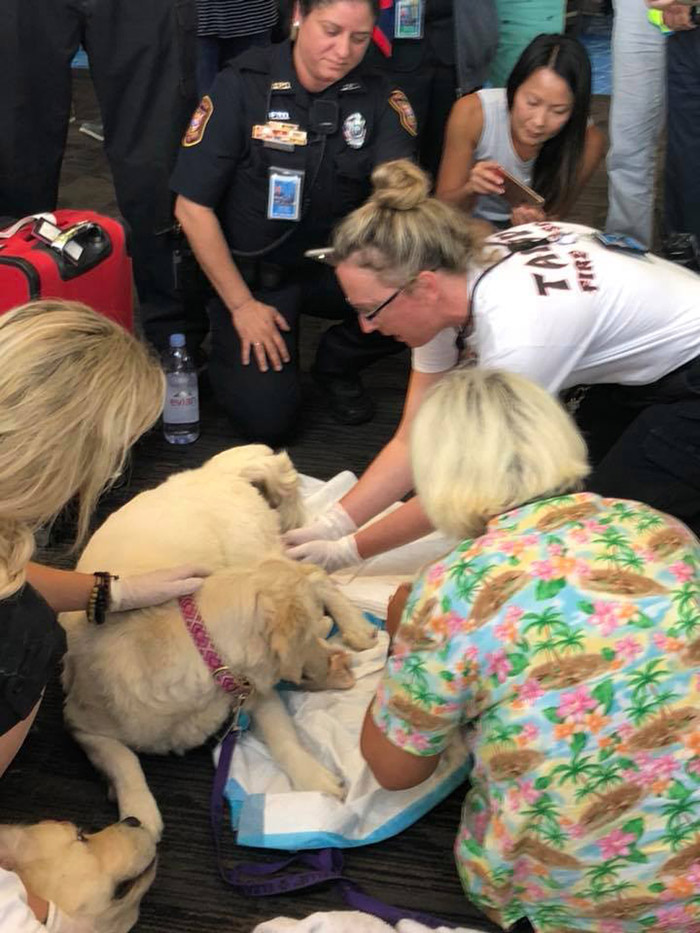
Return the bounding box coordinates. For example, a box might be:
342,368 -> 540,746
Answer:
371,493 -> 700,932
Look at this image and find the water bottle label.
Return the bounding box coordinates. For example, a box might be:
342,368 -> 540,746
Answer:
165,388 -> 199,424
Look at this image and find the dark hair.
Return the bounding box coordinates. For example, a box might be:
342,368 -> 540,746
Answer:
298,0 -> 380,16
506,34 -> 592,214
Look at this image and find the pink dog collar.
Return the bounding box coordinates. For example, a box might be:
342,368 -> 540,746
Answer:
178,594 -> 252,702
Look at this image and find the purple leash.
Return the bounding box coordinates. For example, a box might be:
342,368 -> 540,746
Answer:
210,730 -> 487,929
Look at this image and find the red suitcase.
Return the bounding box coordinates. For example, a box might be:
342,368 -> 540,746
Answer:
0,210 -> 133,331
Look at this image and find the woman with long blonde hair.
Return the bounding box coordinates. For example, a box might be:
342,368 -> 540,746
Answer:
0,300 -> 208,930
0,301 -> 207,780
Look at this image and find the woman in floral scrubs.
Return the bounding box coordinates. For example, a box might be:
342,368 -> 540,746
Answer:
361,367 -> 700,933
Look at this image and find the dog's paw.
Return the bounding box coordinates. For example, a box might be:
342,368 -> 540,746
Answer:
286,752 -> 346,800
339,617 -> 378,652
313,614 -> 335,639
294,765 -> 346,800
119,793 -> 164,842
326,650 -> 355,690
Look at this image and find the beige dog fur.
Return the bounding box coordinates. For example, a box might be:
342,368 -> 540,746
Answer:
61,445 -> 376,839
0,819 -> 156,933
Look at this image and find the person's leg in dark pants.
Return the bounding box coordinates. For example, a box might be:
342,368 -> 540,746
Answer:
665,27 -> 700,243
304,263 -> 407,424
196,30 -> 272,97
584,398 -> 700,535
208,282 -> 302,445
86,0 -> 200,351
0,0 -> 81,215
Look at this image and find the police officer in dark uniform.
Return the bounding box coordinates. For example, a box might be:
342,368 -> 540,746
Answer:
0,0 -> 199,349
172,0 -> 417,443
364,0 -> 457,179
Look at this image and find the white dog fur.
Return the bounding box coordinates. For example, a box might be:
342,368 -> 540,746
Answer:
0,819 -> 157,933
61,445 -> 377,840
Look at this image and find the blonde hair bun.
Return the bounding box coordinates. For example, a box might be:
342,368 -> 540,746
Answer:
370,159 -> 431,211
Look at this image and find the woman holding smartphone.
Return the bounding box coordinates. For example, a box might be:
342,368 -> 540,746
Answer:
436,34 -> 607,228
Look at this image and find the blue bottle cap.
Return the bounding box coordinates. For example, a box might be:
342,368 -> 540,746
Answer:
169,333 -> 186,347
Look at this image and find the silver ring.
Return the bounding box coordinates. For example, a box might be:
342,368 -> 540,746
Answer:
253,341 -> 262,347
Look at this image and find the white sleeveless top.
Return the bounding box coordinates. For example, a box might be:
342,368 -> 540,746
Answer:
472,87 -> 536,225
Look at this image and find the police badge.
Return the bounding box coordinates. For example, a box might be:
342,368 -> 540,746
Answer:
343,112 -> 367,149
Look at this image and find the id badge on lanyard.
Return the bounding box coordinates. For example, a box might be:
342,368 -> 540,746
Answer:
395,0 -> 424,39
267,166 -> 305,221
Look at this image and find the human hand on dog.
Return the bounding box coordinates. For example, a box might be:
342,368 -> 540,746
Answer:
231,297 -> 291,373
109,564 -> 210,612
284,535 -> 360,572
282,503 -> 357,548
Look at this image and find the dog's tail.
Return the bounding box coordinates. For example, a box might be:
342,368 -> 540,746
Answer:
209,446 -> 305,531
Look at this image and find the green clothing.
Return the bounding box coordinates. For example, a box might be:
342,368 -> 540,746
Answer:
488,0 -> 566,88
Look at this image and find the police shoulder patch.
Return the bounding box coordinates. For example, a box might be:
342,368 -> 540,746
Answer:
388,89 -> 417,137
183,95 -> 214,147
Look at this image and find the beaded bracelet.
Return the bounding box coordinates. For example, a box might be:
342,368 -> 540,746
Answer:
87,571 -> 118,625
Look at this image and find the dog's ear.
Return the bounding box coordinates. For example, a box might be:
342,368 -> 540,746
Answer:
243,450 -> 305,531
0,826 -> 25,870
259,584 -> 310,685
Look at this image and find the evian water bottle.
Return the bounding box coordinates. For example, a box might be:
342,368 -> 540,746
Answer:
163,333 -> 199,444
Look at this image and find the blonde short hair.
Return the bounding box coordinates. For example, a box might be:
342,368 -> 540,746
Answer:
411,368 -> 590,539
332,159 -> 494,287
0,300 -> 165,596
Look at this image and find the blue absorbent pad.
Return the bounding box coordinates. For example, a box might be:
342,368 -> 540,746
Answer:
215,613 -> 472,850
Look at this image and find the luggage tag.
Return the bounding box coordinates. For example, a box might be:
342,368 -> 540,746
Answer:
267,167 -> 304,221
395,0 -> 424,39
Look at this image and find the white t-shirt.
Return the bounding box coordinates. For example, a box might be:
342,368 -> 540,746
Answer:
412,221 -> 700,392
0,868 -> 49,932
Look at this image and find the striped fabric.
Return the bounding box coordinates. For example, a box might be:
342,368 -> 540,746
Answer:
197,0 -> 278,38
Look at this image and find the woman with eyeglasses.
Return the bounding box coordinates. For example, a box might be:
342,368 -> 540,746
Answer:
283,159 -> 700,571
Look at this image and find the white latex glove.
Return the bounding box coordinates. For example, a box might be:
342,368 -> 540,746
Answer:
46,903 -> 96,933
109,563 -> 210,612
282,503 -> 357,548
284,535 -> 360,572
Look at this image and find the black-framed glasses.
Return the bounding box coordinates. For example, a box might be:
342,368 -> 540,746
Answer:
360,284 -> 406,322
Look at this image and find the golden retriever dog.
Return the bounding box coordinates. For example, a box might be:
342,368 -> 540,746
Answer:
60,445 -> 376,839
0,818 -> 156,933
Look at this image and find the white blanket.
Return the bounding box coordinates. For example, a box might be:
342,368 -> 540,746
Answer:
252,912 -> 486,933
215,474 -> 469,850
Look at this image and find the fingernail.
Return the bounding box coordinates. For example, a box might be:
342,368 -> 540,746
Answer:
275,365 -> 282,372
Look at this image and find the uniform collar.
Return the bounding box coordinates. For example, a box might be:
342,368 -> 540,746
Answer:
270,40 -> 367,100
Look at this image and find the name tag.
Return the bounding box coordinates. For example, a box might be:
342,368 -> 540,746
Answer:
268,167 -> 304,222
395,0 -> 424,39
252,122 -> 307,147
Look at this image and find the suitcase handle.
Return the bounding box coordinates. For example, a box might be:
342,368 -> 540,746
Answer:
0,213 -> 57,240
33,220 -> 113,281
46,221 -> 99,265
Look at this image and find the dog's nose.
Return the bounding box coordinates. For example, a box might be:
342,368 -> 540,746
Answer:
121,816 -> 142,828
